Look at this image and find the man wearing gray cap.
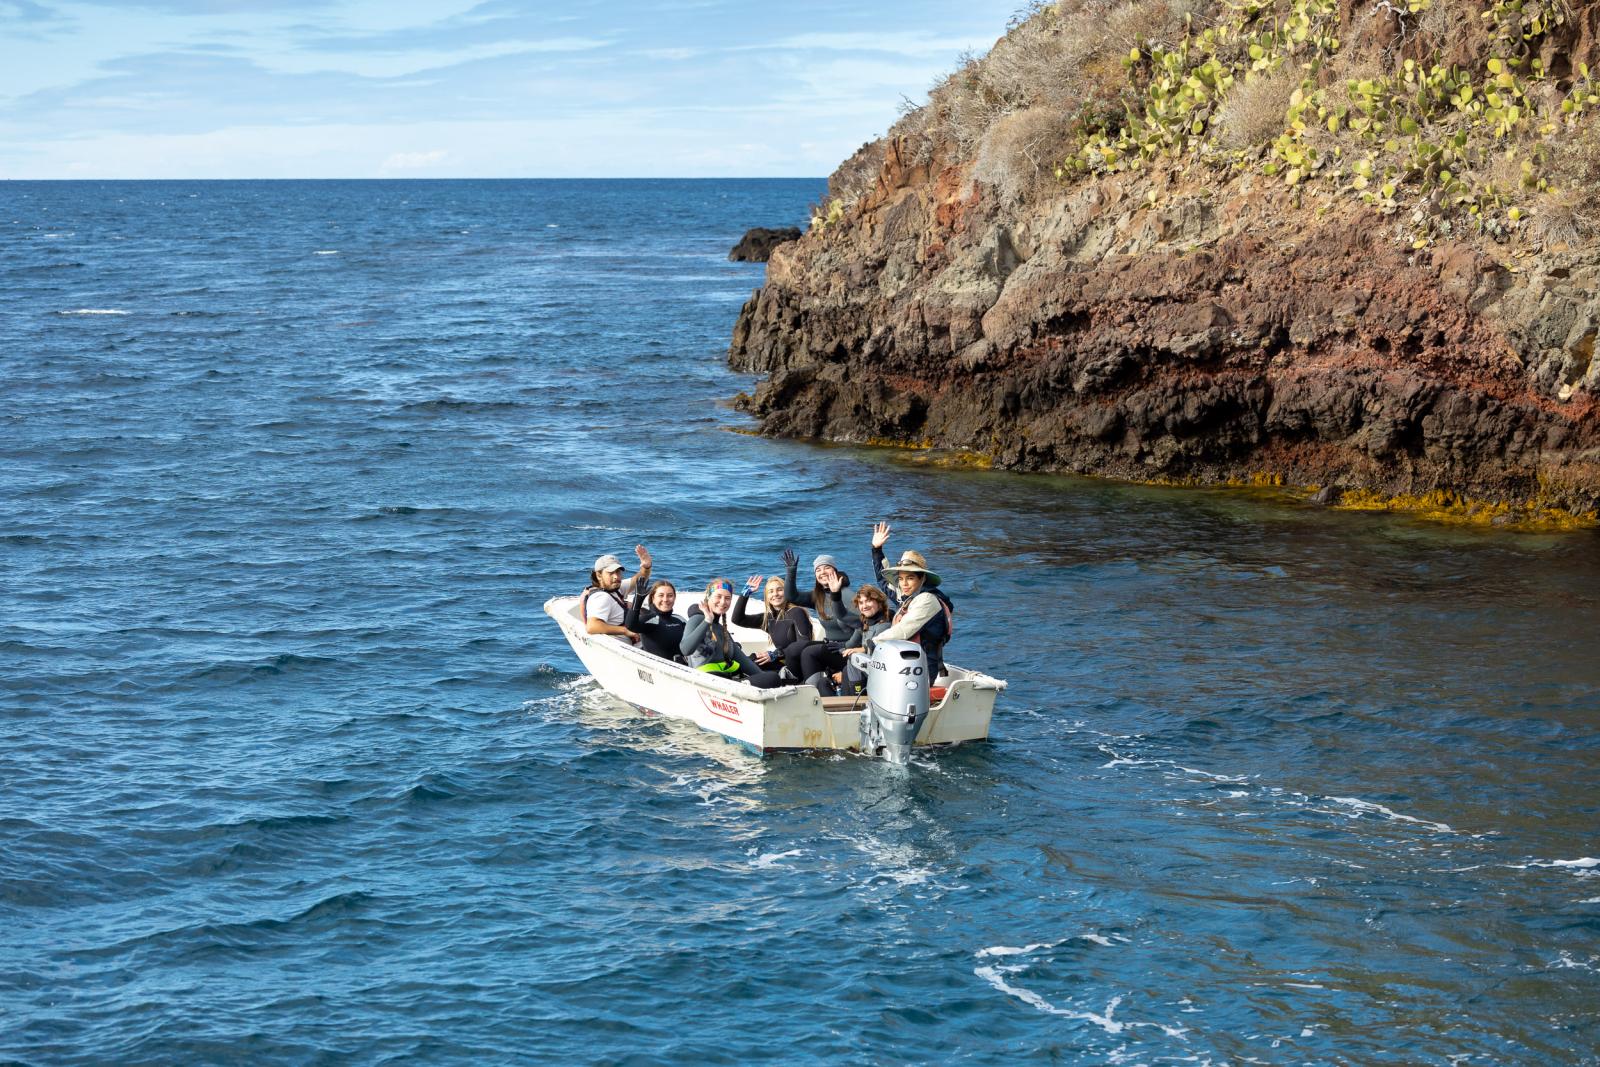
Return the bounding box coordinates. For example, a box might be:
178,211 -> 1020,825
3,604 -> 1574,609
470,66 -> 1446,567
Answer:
584,544 -> 653,642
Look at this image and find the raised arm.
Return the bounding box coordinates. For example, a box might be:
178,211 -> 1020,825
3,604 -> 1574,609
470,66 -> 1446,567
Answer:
730,575 -> 765,628
624,589 -> 648,631
870,521 -> 892,588
781,548 -> 806,603
620,543 -> 653,598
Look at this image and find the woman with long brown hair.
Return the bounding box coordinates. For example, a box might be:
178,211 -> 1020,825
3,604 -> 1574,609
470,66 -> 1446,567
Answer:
680,577 -> 783,688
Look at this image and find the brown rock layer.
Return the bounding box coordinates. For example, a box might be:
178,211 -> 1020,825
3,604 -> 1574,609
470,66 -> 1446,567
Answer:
731,143 -> 1600,514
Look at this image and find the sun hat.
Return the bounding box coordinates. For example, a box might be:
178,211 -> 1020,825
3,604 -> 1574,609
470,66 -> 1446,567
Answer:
593,554 -> 625,574
812,554 -> 839,572
881,550 -> 941,587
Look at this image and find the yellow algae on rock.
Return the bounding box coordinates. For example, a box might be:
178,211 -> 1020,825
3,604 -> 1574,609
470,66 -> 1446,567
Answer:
1334,488 -> 1598,530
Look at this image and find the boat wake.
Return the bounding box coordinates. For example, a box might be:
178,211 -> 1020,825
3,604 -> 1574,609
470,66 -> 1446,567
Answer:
973,938 -> 1187,1040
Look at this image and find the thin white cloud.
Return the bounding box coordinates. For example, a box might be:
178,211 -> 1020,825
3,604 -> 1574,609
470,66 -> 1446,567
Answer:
69,0 -> 334,11
0,0 -> 72,36
637,47 -> 699,61
0,0 -> 1023,177
764,30 -> 996,57
381,148 -> 449,171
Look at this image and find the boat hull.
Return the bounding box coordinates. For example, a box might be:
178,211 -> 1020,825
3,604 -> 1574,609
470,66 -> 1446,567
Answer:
544,596 -> 1003,754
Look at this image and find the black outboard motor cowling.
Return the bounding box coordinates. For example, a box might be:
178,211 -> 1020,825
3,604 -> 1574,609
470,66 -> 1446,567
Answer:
852,639 -> 930,764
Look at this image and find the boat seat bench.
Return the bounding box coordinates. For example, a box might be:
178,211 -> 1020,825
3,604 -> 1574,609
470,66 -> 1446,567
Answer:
818,685 -> 948,713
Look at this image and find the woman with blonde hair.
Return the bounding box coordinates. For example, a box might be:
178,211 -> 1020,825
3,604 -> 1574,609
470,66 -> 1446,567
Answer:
731,573 -> 816,678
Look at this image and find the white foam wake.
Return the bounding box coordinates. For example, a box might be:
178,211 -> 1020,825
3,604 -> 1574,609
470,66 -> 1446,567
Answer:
1507,857 -> 1599,874
1098,753 -> 1250,783
1550,951 -> 1599,972
57,308 -> 129,316
976,941 -> 1061,958
1323,796 -> 1455,834
974,967 -> 1127,1033
750,848 -> 803,869
1102,747 -> 1460,835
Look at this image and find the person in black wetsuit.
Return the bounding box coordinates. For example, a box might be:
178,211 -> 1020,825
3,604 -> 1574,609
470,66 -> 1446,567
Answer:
731,574 -> 814,676
681,578 -> 784,688
783,549 -> 858,692
624,580 -> 686,663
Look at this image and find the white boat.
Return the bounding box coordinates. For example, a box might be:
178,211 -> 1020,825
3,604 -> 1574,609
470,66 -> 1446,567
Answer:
544,594 -> 1005,756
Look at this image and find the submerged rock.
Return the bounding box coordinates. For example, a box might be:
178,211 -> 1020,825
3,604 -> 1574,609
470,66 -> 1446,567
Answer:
1310,485 -> 1344,507
729,227 -> 802,263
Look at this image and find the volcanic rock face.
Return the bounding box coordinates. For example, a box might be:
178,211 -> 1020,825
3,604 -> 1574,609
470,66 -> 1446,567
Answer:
729,227 -> 803,262
730,140 -> 1600,515
729,0 -> 1600,521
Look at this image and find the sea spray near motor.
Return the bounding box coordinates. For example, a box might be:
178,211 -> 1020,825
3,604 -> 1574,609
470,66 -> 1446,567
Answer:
853,639 -> 930,765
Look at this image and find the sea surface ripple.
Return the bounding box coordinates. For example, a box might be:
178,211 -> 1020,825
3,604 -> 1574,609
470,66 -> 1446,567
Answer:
3,179 -> 1598,1065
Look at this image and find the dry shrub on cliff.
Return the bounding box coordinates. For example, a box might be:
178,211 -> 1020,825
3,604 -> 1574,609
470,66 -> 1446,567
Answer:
933,51 -> 1010,155
1545,117 -> 1600,193
1211,67 -> 1299,152
1531,119 -> 1600,246
973,107 -> 1081,202
925,0 -> 1210,158
829,138 -> 888,206
887,97 -> 938,166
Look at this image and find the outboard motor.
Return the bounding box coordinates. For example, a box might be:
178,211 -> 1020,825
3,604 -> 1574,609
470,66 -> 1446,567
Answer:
852,639 -> 930,765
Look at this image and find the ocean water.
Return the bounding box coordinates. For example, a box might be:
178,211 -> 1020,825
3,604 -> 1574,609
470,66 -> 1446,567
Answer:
3,178 -> 1599,1065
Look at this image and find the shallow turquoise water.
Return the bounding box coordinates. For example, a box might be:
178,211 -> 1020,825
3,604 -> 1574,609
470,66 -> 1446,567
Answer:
3,179 -> 1598,1064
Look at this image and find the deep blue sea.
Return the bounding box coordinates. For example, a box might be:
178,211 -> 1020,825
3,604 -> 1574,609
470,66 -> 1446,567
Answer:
3,179 -> 1599,1065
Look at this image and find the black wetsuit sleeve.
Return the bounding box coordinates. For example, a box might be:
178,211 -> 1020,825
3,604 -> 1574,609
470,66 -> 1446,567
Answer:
730,593 -> 762,629
786,557 -> 809,606
624,591 -> 648,631
873,546 -> 900,609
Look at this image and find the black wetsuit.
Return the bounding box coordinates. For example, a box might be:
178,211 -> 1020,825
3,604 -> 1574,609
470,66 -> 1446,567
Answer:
730,593 -> 814,676
681,605 -> 784,689
796,584 -> 860,686
624,590 -> 687,663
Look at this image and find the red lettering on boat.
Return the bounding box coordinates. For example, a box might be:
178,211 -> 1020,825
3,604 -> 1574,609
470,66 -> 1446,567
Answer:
700,693 -> 742,722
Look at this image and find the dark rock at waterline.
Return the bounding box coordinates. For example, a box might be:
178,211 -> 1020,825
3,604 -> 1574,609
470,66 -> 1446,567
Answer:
727,135 -> 1600,516
1310,485 -> 1344,507
729,227 -> 802,262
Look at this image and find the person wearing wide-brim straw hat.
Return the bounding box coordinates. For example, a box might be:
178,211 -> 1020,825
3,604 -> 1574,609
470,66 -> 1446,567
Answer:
869,522 -> 955,681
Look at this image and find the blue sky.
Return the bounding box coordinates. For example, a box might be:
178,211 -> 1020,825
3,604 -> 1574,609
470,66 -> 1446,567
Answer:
0,0 -> 1021,178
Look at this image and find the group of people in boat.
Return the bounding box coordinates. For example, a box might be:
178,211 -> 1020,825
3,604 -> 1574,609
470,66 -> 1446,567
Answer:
579,523 -> 954,695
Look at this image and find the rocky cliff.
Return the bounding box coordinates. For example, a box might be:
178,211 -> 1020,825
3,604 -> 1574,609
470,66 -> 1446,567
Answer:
731,0 -> 1600,524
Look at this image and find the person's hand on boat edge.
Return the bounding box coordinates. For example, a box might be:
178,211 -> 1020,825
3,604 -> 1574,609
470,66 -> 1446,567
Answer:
871,522 -> 891,549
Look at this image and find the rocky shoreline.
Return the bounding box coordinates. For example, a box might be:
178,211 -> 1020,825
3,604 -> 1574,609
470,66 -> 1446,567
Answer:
729,2 -> 1600,527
